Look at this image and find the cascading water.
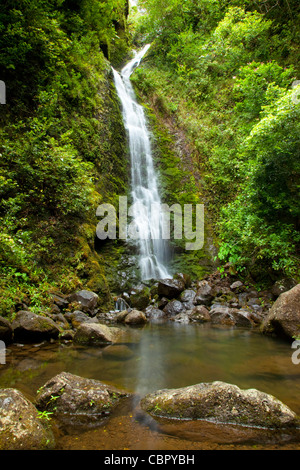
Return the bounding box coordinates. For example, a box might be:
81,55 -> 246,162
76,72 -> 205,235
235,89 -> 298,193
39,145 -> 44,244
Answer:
112,45 -> 171,280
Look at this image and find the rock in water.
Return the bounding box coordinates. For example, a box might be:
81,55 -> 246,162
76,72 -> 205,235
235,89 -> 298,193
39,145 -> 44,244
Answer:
140,381 -> 298,428
163,300 -> 184,317
261,284 -> 300,340
0,388 -> 55,450
124,310 -> 147,325
35,371 -> 129,426
73,322 -> 123,345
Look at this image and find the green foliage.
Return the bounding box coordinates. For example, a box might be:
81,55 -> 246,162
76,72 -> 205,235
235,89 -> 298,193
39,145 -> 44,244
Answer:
133,0 -> 300,282
218,89 -> 300,277
0,0 -> 129,316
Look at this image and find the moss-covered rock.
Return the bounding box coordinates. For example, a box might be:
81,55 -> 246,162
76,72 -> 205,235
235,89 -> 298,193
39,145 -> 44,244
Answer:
35,371 -> 129,427
140,381 -> 299,428
73,322 -> 123,345
0,388 -> 55,450
12,311 -> 60,343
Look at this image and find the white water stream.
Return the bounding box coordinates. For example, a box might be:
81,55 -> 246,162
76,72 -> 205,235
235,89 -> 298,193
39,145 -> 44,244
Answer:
112,46 -> 170,280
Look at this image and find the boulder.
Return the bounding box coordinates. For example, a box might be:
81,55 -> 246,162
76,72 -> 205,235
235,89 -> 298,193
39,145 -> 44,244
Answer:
180,289 -> 196,304
145,306 -> 166,321
51,293 -> 69,310
124,309 -> 147,325
189,306 -> 211,323
261,284 -> 300,340
115,310 -> 130,323
157,278 -> 185,299
158,297 -> 169,310
0,316 -> 13,344
174,272 -> 192,288
171,312 -> 190,323
140,381 -> 298,428
64,310 -> 95,329
0,388 -> 55,449
35,371 -> 129,426
73,322 -> 123,345
209,305 -> 236,326
231,308 -> 256,327
67,290 -> 99,314
12,311 -> 60,342
129,284 -> 150,310
163,300 -> 184,317
194,281 -> 213,306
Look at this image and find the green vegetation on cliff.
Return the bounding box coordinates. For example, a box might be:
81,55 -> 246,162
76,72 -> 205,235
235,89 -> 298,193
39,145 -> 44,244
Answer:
0,0 -> 130,316
132,0 -> 300,284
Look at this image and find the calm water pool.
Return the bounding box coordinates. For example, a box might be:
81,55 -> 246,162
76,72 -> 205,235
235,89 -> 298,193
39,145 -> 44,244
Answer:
1,322 -> 300,449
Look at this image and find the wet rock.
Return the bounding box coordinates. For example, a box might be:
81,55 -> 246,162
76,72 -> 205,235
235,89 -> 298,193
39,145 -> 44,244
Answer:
64,310 -> 94,329
158,297 -> 169,310
12,311 -> 60,343
261,284 -> 300,340
124,309 -> 147,325
115,310 -> 130,323
163,300 -> 184,317
59,330 -> 75,341
67,290 -> 99,315
73,322 -> 123,345
189,306 -> 211,323
157,278 -> 185,299
0,316 -> 13,344
0,388 -> 55,449
140,381 -> 299,428
145,306 -> 166,321
171,312 -> 190,323
209,305 -> 235,326
174,273 -> 192,288
180,289 -> 196,304
230,308 -> 254,327
194,281 -> 213,306
35,371 -> 129,427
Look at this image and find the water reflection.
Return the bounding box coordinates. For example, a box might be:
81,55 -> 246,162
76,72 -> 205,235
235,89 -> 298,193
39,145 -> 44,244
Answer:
1,323 -> 300,415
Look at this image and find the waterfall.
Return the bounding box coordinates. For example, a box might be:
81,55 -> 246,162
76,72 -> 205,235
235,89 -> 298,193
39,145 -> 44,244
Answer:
112,45 -> 170,280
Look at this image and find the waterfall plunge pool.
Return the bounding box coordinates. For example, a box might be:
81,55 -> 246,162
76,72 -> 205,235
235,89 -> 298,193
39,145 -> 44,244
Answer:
1,321 -> 300,450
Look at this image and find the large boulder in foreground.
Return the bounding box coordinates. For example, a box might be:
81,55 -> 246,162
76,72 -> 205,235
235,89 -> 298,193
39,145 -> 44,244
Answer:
140,381 -> 298,429
0,388 -> 55,450
261,284 -> 300,340
35,371 -> 129,426
12,311 -> 60,342
73,322 -> 123,345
